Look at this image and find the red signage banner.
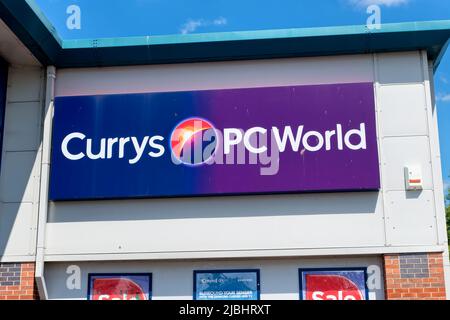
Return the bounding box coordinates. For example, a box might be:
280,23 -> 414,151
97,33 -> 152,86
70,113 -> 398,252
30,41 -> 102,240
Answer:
300,269 -> 368,300
88,274 -> 152,300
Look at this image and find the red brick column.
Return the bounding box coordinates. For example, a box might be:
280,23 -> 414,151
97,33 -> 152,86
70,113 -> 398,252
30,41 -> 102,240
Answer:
0,263 -> 39,300
384,253 -> 446,300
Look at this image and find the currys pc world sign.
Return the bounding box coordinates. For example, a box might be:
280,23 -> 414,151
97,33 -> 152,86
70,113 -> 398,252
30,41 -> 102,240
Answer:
49,83 -> 380,201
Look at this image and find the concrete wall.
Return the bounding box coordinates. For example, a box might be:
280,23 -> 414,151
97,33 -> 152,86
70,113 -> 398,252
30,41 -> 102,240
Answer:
0,65 -> 44,262
43,51 -> 448,261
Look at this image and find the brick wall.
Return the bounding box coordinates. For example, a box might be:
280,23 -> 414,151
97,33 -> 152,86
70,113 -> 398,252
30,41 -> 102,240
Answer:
384,252 -> 446,300
0,263 -> 39,300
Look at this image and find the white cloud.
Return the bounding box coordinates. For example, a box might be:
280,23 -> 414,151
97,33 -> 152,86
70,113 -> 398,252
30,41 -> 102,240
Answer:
348,0 -> 410,7
180,19 -> 203,35
437,93 -> 450,102
213,17 -> 227,26
180,17 -> 228,35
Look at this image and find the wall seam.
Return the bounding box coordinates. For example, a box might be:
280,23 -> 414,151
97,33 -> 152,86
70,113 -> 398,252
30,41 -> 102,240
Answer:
372,53 -> 389,247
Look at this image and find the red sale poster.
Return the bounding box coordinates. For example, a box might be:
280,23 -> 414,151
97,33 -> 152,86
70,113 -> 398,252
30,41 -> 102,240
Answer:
87,273 -> 152,300
300,268 -> 368,300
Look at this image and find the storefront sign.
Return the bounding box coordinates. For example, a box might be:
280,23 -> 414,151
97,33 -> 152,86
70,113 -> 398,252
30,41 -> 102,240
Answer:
299,268 -> 368,300
87,273 -> 152,300
50,83 -> 380,200
194,270 -> 260,300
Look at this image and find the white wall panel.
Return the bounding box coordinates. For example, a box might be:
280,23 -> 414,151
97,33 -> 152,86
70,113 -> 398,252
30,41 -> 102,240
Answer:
378,84 -> 428,137
385,190 -> 438,246
0,151 -> 39,203
3,101 -> 41,151
0,203 -> 35,256
56,55 -> 374,97
377,52 -> 423,84
6,66 -> 42,102
0,66 -> 43,261
44,256 -> 384,300
46,192 -> 384,256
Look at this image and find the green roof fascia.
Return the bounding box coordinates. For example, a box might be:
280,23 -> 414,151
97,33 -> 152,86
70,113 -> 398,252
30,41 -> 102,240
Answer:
57,21 -> 450,69
61,21 -> 450,49
24,0 -> 62,45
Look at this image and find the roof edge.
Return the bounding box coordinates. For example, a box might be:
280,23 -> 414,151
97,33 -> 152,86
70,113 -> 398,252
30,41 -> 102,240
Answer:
62,20 -> 450,49
1,0 -> 450,69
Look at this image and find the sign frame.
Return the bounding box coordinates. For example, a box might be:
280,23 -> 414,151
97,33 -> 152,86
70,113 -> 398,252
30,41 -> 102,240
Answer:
87,273 -> 152,300
193,269 -> 261,301
298,267 -> 369,301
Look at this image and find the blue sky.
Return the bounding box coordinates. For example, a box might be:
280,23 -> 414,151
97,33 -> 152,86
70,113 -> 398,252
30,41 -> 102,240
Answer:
35,0 -> 450,38
34,0 -> 450,196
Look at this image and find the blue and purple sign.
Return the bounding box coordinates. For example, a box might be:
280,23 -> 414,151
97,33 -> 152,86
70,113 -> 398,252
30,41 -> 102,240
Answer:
50,83 -> 380,200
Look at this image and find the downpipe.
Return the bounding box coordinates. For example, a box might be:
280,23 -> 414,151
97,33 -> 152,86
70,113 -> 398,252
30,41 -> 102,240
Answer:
35,66 -> 56,300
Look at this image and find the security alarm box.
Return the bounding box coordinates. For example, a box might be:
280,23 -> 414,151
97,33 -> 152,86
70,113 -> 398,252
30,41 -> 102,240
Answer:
404,166 -> 423,191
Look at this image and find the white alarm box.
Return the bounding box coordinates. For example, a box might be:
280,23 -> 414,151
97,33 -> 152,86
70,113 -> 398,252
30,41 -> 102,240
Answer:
404,166 -> 423,191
